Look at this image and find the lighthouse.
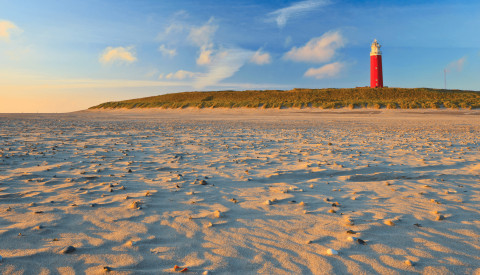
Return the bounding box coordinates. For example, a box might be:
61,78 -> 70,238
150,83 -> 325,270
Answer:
370,39 -> 383,88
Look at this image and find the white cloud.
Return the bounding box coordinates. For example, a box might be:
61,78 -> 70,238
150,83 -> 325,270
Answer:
196,47 -> 213,65
267,0 -> 331,28
172,10 -> 189,19
445,56 -> 466,73
158,44 -> 177,57
165,23 -> 184,35
194,48 -> 254,89
188,17 -> 217,47
0,20 -> 21,40
156,9 -> 190,42
157,23 -> 185,43
304,61 -> 344,79
99,46 -> 137,64
250,49 -> 271,65
157,18 -> 256,88
187,18 -> 219,66
284,31 -> 344,63
165,70 -> 201,80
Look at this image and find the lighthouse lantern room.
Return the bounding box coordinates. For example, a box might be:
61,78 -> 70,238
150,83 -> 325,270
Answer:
370,39 -> 383,88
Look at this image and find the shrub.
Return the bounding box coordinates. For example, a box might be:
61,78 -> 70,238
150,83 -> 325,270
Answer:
322,102 -> 336,109
386,103 -> 397,109
202,95 -> 214,101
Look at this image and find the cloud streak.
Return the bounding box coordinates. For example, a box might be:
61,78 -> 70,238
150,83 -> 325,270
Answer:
304,61 -> 344,79
445,56 -> 466,73
160,49 -> 256,89
158,44 -> 177,57
0,72 -> 291,112
0,20 -> 21,40
267,0 -> 331,28
188,18 -> 218,65
157,17 -> 267,88
194,48 -> 254,89
165,70 -> 201,80
99,46 -> 137,65
187,18 -> 256,87
196,47 -> 213,65
188,17 -> 217,48
284,31 -> 344,63
250,49 -> 271,65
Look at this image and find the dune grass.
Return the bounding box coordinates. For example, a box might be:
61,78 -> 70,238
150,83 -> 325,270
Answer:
89,87 -> 480,110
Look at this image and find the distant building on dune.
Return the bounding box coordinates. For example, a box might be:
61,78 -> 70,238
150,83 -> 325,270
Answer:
370,39 -> 383,88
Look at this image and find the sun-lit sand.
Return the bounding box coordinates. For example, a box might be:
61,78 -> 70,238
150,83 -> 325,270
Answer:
0,109 -> 479,274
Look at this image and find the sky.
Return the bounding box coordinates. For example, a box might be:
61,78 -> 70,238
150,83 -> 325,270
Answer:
1,0 -> 479,112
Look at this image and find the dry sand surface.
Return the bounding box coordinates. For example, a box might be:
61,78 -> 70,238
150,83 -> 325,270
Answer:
0,109 -> 479,274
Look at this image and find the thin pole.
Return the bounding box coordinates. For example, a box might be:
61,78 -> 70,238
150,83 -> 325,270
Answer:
444,69 -> 446,89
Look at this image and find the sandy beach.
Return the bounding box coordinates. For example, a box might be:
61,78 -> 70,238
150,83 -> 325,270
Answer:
0,109 -> 479,274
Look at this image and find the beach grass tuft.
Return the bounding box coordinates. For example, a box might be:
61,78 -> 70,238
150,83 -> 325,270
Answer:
89,87 -> 480,110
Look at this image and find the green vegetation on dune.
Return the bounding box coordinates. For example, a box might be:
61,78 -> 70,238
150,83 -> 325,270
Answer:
89,87 -> 480,110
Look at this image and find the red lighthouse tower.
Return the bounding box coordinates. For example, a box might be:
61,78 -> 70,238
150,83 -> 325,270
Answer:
370,39 -> 383,88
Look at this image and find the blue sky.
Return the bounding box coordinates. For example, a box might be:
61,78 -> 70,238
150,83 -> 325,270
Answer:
1,0 -> 479,112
